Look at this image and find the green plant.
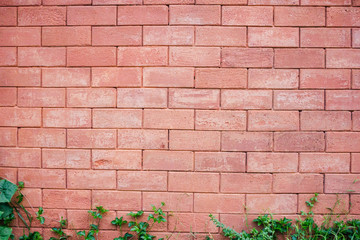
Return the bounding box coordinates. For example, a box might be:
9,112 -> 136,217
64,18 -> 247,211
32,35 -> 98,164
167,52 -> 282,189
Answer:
76,206 -> 109,240
50,217 -> 70,240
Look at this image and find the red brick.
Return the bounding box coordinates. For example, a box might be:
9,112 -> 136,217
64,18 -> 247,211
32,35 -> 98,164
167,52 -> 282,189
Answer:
247,194 -> 297,214
144,26 -> 194,46
68,170 -> 116,189
0,7 -> 17,26
92,150 -> 141,170
118,171 -> 167,191
169,89 -> 219,109
249,0 -> 298,4
275,7 -> 325,26
247,152 -> 298,173
273,173 -> 323,193
170,47 -> 220,67
248,111 -> 299,131
221,173 -> 272,193
144,109 -> 194,129
94,0 -> 141,4
43,190 -> 91,209
28,209 -> 66,228
196,26 -> 246,46
300,69 -> 350,89
351,195 -> 360,214
248,69 -> 298,89
325,174 -> 360,193
300,111 -> 351,130
43,0 -> 91,4
0,87 -> 16,106
118,129 -> 168,149
67,47 -> 116,67
354,0 -> 360,5
223,6 -> 273,26
195,68 -> 247,89
327,7 -> 360,26
299,194 -> 349,214
66,209 -> 115,230
196,110 -> 246,130
19,47 -> 65,66
18,88 -> 65,107
144,67 -> 193,88
42,68 -> 90,87
326,90 -> 360,110
93,27 -> 141,46
143,192 -> 193,212
274,132 -> 325,152
222,132 -> 273,151
18,169 -> 65,188
222,48 -> 273,68
43,108 -> 91,128
67,129 -> 116,148
302,0 -> 351,5
0,47 -> 16,66
170,5 -> 220,25
0,107 -> 41,127
197,0 -> 246,3
92,191 -> 141,210
249,27 -> 299,47
194,194 -> 245,213
222,90 -> 272,110
195,152 -> 246,172
42,149 -> 91,169
274,90 -> 324,110
67,88 -> 116,108
20,188 -> 42,208
67,6 -> 116,25
301,28 -> 350,47
118,47 -> 167,66
0,27 -> 40,46
0,128 -> 16,146
93,109 -> 141,128
0,148 -> 40,167
326,132 -> 360,152
168,213 -> 218,233
326,49 -> 360,68
0,68 -> 40,87
92,67 -> 141,87
18,7 -> 66,26
19,128 -> 66,148
353,71 -> 360,89
353,29 -> 360,48
354,111 -> 360,130
169,172 -> 219,192
143,150 -> 193,171
275,49 -> 325,68
169,130 -> 220,151
117,88 -> 167,108
0,168 -> 16,182
300,153 -> 350,173
42,26 -> 91,46
118,6 -> 168,25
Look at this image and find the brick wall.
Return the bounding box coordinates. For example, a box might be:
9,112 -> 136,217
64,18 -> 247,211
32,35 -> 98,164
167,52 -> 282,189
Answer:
0,0 -> 360,238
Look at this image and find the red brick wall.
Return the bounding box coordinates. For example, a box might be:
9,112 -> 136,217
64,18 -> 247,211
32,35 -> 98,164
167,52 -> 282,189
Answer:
1,0 -> 360,238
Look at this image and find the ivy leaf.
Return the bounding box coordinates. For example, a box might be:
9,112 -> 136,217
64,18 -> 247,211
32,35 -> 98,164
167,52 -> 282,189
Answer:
0,226 -> 12,240
0,179 -> 18,203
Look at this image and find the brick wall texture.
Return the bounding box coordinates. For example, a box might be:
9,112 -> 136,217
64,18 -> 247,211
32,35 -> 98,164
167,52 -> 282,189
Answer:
1,0 -> 360,238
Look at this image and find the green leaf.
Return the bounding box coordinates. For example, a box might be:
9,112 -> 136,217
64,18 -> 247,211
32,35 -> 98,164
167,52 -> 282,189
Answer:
0,179 -> 18,203
0,226 -> 12,240
0,203 -> 15,225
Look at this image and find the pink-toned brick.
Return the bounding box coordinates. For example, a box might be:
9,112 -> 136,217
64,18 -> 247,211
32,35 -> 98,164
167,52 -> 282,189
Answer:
144,109 -> 194,129
0,7 -> 17,26
18,88 -> 65,107
0,168 -> 16,182
249,0 -> 298,4
302,0 -> 351,5
43,190 -> 91,209
92,191 -> 141,210
275,7 -> 325,26
67,88 -> 116,108
42,68 -> 90,87
222,48 -> 273,68
273,173 -> 323,193
300,153 -> 350,173
0,47 -> 16,66
143,192 -> 193,212
169,172 -> 219,192
67,6 -> 116,25
143,150 -> 193,171
194,194 -> 245,213
18,7 -> 66,26
274,90 -> 324,110
93,109 -> 142,129
248,111 -> 299,131
42,149 -> 91,169
168,213 -> 218,233
301,28 -> 350,47
43,0 -> 91,4
19,128 -> 66,148
195,68 -> 247,89
92,150 -> 141,170
0,107 -> 41,127
248,27 -> 299,47
196,26 -> 246,46
118,6 -> 168,25
223,6 -> 273,26
0,68 -> 40,87
353,29 -> 360,48
327,49 -> 360,68
275,49 -> 325,68
169,89 -> 219,109
0,27 -> 40,46
0,128 -> 16,146
248,69 -> 298,89
94,0 -> 141,4
326,90 -> 360,110
274,132 -> 325,152
247,194 -> 297,214
300,69 -> 350,89
325,174 -> 360,193
247,152 -> 298,173
170,5 -> 220,25
326,132 -> 360,152
117,88 -> 167,108
68,170 -> 116,189
67,47 -> 116,67
353,71 -> 360,89
195,110 -> 246,130
354,111 -> 360,130
144,26 -> 194,46
300,194 -> 349,215
169,130 -> 220,151
0,148 -> 40,167
118,171 -> 167,191
93,27 -> 141,46
351,195 -> 360,214
195,152 -> 246,172
118,47 -> 167,66
92,67 -> 141,87
222,132 -> 273,151
222,90 -> 272,110
327,7 -> 360,26
118,129 -> 168,149
18,169 -> 65,188
20,188 -> 42,208
43,108 -> 91,128
170,47 -> 220,67
143,67 -> 194,87
67,129 -> 116,148
300,111 -> 351,130
221,173 -> 272,193
66,209 -> 115,230
197,0 -> 246,4
19,47 -> 65,66
42,26 -> 91,46
0,87 -> 16,106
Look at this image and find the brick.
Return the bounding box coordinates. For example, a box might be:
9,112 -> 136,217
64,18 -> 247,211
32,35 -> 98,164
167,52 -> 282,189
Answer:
0,47 -> 16,66
354,111 -> 360,130
196,27 -> 246,46
18,88 -> 65,107
66,209 -> 115,229
118,171 -> 167,191
19,128 -> 66,148
118,47 -> 167,66
195,152 -> 246,172
326,132 -> 360,152
197,0 -> 246,3
299,194 -> 349,214
143,150 -> 193,171
300,111 -> 351,130
0,7 -> 16,26
94,0 -> 141,4
67,88 -> 116,108
326,90 -> 360,110
0,68 -> 40,87
92,68 -> 141,87
170,47 -> 220,67
353,70 -> 360,89
67,6 -> 116,25
249,69 -> 297,89
325,174 -> 360,193
29,209 -> 66,228
222,48 -> 273,68
301,28 -> 350,47
222,90 -> 272,110
248,111 -> 299,131
222,132 -> 273,151
273,173 -> 323,193
92,191 -> 141,210
20,188 -> 42,208
93,27 -> 141,46
43,108 -> 91,128
143,192 -> 193,212
249,0 -> 299,4
67,47 -> 116,67
144,26 -> 194,46
300,153 -> 350,173
223,6 -> 273,26
300,69 -> 350,89
221,173 -> 272,193
196,110 -> 246,130
275,7 -> 325,26
170,5 -> 220,25
117,88 -> 167,108
93,109 -> 142,128
0,27 -> 40,46
0,107 -> 41,127
0,168 -> 16,182
43,190 -> 91,209
195,68 -> 247,89
0,128 -> 16,146
169,172 -> 219,192
249,27 -> 299,47
42,26 -> 91,46
144,67 -> 194,88
144,109 -> 194,129
168,213 -> 218,233
353,29 -> 360,48
0,88 -> 16,106
42,68 -> 90,87
351,195 -> 360,214
67,129 -> 116,148
18,169 -> 65,188
354,0 -> 360,5
247,152 -> 298,173
118,6 -> 168,25
275,49 -> 325,68
18,7 -> 65,26
0,148 -> 40,167
326,49 -> 360,68
92,150 -> 141,170
118,129 -> 168,149
274,132 -> 325,152
194,194 -> 245,213
43,0 -> 91,4
169,89 -> 219,109
247,194 -> 297,214
19,47 -> 65,66
68,170 -> 116,189
302,0 -> 351,5
42,149 -> 91,169
327,7 -> 360,26
274,90 -> 324,110
169,130 -> 220,151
